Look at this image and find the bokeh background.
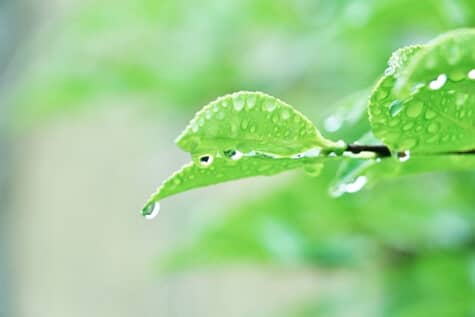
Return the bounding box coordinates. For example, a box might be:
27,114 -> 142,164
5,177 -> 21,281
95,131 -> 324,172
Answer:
1,0 -> 475,316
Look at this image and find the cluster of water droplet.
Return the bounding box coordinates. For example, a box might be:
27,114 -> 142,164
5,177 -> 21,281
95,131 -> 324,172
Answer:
371,64 -> 475,154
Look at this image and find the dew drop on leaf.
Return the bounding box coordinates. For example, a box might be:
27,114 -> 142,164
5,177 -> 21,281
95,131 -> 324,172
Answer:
199,155 -> 214,167
142,202 -> 160,220
429,74 -> 447,90
427,122 -> 440,133
389,100 -> 404,117
405,101 -> 423,118
281,109 -> 290,120
398,151 -> 411,162
264,100 -> 277,112
233,95 -> 245,111
468,69 -> 475,80
224,149 -> 243,161
216,112 -> 225,120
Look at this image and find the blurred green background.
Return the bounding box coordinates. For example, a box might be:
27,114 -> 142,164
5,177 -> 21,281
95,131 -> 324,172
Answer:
1,0 -> 475,316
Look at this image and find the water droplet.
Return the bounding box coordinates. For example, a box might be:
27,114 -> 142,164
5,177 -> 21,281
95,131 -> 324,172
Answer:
271,113 -> 279,123
264,100 -> 277,112
448,69 -> 465,82
345,176 -> 368,193
240,120 -> 249,130
374,88 -> 389,102
199,155 -> 214,167
389,118 -> 400,127
384,66 -> 395,76
324,115 -> 343,132
425,110 -> 437,119
402,122 -> 414,131
400,138 -> 417,149
233,95 -> 245,111
250,125 -> 257,133
468,69 -> 475,80
246,95 -> 257,109
398,151 -> 410,162
389,100 -> 403,117
331,176 -> 368,197
427,122 -> 440,133
142,202 -> 160,220
281,109 -> 290,120
429,74 -> 447,90
224,149 -> 243,161
205,110 -> 212,120
456,93 -> 468,107
216,111 -> 225,120
406,101 -> 423,118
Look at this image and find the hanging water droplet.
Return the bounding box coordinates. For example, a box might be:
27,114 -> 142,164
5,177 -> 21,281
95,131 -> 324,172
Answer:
345,176 -> 368,193
142,202 -> 160,220
199,155 -> 214,167
398,151 -> 410,162
389,100 -> 403,117
331,176 -> 368,197
429,74 -> 447,90
324,115 -> 343,132
468,69 -> 475,80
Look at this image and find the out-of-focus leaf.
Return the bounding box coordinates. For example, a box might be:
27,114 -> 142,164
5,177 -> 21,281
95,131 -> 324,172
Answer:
159,168 -> 475,272
384,253 -> 475,317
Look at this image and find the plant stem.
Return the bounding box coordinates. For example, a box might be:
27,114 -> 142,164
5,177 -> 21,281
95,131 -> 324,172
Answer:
346,144 -> 475,158
346,144 -> 392,157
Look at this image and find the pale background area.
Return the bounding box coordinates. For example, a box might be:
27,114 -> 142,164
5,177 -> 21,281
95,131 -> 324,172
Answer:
5,106 -> 369,317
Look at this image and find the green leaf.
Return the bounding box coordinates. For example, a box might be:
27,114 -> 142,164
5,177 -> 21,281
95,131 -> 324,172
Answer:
176,91 -> 342,156
145,155 -> 322,205
142,91 -> 344,215
369,29 -> 475,153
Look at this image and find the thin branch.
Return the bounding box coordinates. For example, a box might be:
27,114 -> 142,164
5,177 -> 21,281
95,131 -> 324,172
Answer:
346,144 -> 392,157
346,144 -> 475,158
